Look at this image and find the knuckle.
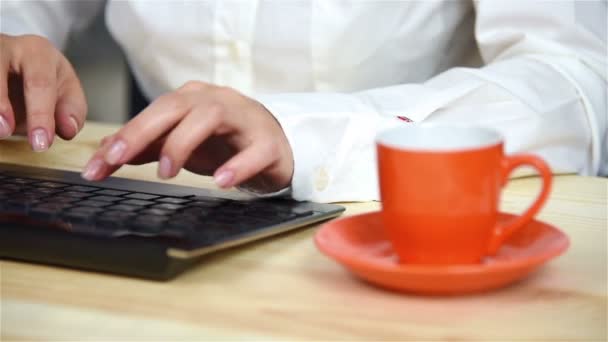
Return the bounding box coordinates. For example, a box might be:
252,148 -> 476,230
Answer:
19,35 -> 54,53
205,103 -> 227,125
21,34 -> 49,45
179,80 -> 206,93
262,141 -> 280,160
267,141 -> 281,157
23,74 -> 53,90
207,102 -> 225,117
157,93 -> 187,114
214,85 -> 237,98
27,110 -> 51,121
0,98 -> 12,116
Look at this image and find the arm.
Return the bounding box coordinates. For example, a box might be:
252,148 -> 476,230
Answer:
0,0 -> 103,149
257,0 -> 607,202
0,0 -> 104,49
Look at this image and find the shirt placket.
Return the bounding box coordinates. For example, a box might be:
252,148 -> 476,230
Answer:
213,0 -> 258,95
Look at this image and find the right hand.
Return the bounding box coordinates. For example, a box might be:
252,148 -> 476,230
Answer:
0,34 -> 87,151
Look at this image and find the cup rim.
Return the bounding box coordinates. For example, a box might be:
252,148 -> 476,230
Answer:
376,123 -> 503,153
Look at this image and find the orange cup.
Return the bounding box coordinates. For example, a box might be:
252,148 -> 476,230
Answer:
376,124 -> 552,265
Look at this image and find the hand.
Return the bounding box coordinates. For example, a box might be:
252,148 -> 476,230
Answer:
82,81 -> 294,193
0,34 -> 87,150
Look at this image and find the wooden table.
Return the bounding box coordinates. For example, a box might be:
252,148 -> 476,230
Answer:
1,122 -> 606,340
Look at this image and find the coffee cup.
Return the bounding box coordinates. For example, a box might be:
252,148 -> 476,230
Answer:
376,124 -> 552,265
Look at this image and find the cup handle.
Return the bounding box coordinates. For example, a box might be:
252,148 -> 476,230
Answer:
487,154 -> 553,255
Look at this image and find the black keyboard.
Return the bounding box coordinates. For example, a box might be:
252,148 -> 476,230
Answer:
0,163 -> 344,279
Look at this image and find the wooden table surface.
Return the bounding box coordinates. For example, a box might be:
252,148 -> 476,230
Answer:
1,122 -> 606,340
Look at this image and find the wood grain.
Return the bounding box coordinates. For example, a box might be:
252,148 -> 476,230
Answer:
1,122 -> 606,340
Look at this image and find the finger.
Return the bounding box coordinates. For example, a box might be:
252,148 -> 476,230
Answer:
101,92 -> 191,166
182,136 -> 235,175
83,135 -> 164,180
81,147 -> 120,181
213,142 -> 278,189
99,135 -> 113,147
157,106 -> 222,179
0,49 -> 15,139
21,51 -> 58,152
55,59 -> 87,140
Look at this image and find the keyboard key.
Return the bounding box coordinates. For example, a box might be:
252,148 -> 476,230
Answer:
125,193 -> 160,200
2,199 -> 30,213
107,204 -> 141,212
1,183 -> 22,191
89,195 -> 123,202
10,177 -> 36,184
33,202 -> 74,211
61,191 -> 92,198
121,199 -> 155,207
97,210 -> 136,220
95,211 -> 135,228
156,197 -> 191,204
36,181 -> 69,189
69,206 -> 105,214
78,200 -> 112,208
65,185 -> 99,192
45,195 -> 79,203
139,208 -> 173,216
131,216 -> 167,229
30,203 -> 74,219
94,189 -> 130,196
60,211 -> 95,223
0,189 -> 15,196
152,203 -> 185,211
29,188 -> 62,196
13,192 -> 46,201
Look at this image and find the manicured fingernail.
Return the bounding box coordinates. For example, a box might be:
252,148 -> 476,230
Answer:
81,159 -> 104,180
158,156 -> 173,179
31,128 -> 49,152
69,116 -> 79,135
214,170 -> 234,188
0,115 -> 10,139
105,140 -> 127,165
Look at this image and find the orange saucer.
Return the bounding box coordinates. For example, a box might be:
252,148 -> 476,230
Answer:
315,211 -> 569,295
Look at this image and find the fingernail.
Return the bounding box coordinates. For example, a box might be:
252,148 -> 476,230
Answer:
0,115 -> 10,139
82,159 -> 104,181
214,170 -> 234,188
69,116 -> 79,135
158,156 -> 173,179
31,128 -> 49,152
105,140 -> 127,165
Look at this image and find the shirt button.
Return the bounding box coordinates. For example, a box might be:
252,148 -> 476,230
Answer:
314,167 -> 329,192
230,40 -> 249,61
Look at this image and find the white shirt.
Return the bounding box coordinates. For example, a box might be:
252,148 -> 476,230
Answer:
2,0 -> 607,202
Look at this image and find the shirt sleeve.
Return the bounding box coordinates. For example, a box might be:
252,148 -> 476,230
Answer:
0,0 -> 105,49
256,0 -> 607,203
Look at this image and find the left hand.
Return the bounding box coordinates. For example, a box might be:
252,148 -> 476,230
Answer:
82,81 -> 294,193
